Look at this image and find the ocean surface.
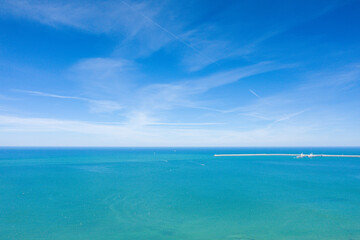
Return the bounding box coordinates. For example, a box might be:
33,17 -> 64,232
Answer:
1,147 -> 360,240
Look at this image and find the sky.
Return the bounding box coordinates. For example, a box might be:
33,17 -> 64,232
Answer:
0,0 -> 359,146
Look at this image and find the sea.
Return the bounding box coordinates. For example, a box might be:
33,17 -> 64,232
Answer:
0,147 -> 360,240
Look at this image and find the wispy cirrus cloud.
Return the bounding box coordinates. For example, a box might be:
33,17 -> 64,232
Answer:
0,0 -> 214,61
138,61 -> 290,110
66,57 -> 290,112
1,0 -> 88,29
217,63 -> 360,129
179,0 -> 345,71
0,0 -> 176,57
1,0 -> 344,70
2,63 -> 359,146
0,114 -> 357,146
0,94 -> 19,101
0,0 -> 153,34
300,63 -> 360,91
15,89 -> 83,100
69,57 -> 138,98
14,60 -> 289,127
15,89 -> 123,113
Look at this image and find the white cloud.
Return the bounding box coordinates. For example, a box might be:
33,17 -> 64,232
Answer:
300,63 -> 360,91
1,0 -> 345,66
1,0 -> 147,33
15,89 -> 84,100
14,60 -> 287,123
69,58 -> 137,94
1,0 -> 91,29
138,62 -> 288,110
1,0 -> 175,57
87,100 -> 122,113
0,114 -> 357,146
64,58 -> 288,116
16,89 -> 123,113
212,64 -> 360,131
0,94 -> 19,101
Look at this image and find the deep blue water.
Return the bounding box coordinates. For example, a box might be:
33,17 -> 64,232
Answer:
1,147 -> 360,240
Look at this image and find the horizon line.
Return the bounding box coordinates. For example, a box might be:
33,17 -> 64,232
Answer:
0,146 -> 359,148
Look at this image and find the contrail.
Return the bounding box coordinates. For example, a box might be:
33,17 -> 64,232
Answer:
249,89 -> 260,98
14,89 -> 87,100
120,0 -> 218,65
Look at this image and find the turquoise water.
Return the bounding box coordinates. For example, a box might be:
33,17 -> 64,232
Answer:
1,147 -> 360,240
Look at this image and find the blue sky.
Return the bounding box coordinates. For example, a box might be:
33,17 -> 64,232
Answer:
0,0 -> 359,146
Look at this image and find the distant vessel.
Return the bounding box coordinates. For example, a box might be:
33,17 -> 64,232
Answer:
214,153 -> 360,158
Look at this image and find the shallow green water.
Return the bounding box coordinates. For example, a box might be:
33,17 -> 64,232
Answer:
1,147 -> 360,240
